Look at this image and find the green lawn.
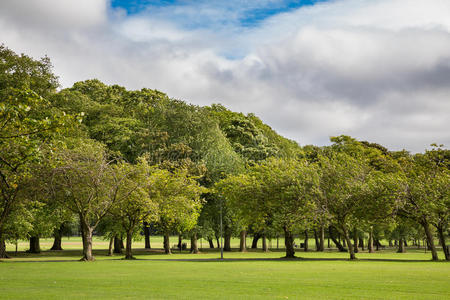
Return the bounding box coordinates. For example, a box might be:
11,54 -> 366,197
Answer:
1,238 -> 449,299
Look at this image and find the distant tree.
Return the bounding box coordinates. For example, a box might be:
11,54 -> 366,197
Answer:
217,158 -> 318,258
149,168 -> 206,254
108,158 -> 158,259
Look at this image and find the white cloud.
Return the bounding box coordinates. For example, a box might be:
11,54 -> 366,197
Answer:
0,0 -> 449,152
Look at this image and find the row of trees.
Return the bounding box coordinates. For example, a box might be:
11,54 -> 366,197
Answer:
217,138 -> 449,260
1,45 -> 448,261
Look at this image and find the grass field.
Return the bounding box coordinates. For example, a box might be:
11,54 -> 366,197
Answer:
1,237 -> 449,299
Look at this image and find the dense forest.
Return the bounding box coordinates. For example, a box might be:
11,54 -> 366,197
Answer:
0,45 -> 448,262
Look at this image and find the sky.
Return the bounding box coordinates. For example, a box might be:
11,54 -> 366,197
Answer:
0,0 -> 449,152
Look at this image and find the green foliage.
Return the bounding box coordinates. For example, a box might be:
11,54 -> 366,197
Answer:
149,168 -> 207,233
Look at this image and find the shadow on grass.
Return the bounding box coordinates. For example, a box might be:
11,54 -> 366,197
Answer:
1,247 -> 446,263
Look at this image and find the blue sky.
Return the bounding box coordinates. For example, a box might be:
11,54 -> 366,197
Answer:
111,0 -> 328,27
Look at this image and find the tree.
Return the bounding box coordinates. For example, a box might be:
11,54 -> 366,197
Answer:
318,138 -> 403,259
217,158 -> 318,258
109,158 -> 158,259
47,138 -> 122,261
397,146 -> 450,261
149,168 -> 206,254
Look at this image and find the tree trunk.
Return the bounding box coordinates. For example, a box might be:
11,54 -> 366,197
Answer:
359,237 -> 364,251
125,230 -> 134,259
144,222 -> 151,249
177,234 -> 182,250
283,226 -> 295,258
252,233 -> 261,249
164,232 -> 171,254
436,225 -> 449,261
319,225 -> 325,251
113,235 -> 122,254
342,225 -> 356,260
208,238 -> 214,249
329,226 -> 346,252
120,236 -> 125,249
389,239 -> 393,247
239,230 -> 247,252
28,236 -> 41,253
368,228 -> 374,253
314,229 -> 320,251
224,230 -> 232,252
108,236 -> 114,256
353,229 -> 359,253
81,225 -> 94,261
262,234 -> 268,252
0,233 -> 8,258
303,230 -> 308,252
421,218 -> 438,261
190,232 -> 199,254
216,236 -> 220,249
50,224 -> 64,251
375,239 -> 380,251
397,237 -> 405,253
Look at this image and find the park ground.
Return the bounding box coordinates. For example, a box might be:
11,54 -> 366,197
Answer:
1,237 -> 449,299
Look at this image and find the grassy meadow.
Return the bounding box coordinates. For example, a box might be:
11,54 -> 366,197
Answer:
1,237 -> 449,299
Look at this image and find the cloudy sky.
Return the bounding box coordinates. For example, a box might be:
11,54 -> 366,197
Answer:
1,0 -> 449,152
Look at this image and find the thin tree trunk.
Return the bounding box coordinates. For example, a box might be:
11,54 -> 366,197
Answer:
304,230 -> 308,252
436,225 -> 449,261
190,232 -> 199,254
108,236 -> 114,256
164,232 -> 171,254
314,229 -> 320,251
283,226 -> 295,258
319,225 -> 325,251
239,230 -> 247,252
216,236 -> 220,249
113,235 -> 122,254
262,234 -> 268,252
50,224 -> 64,251
208,238 -> 214,249
329,226 -> 346,252
177,234 -> 182,250
421,218 -> 438,261
375,239 -> 380,251
353,229 -> 359,253
368,228 -> 374,253
389,239 -> 393,247
342,225 -> 356,260
277,236 -> 279,249
125,230 -> 134,259
144,222 -> 151,249
28,236 -> 41,253
120,236 -> 125,249
397,237 -> 405,253
359,237 -> 364,251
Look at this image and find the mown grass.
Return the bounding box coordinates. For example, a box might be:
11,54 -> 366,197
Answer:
1,237 -> 449,299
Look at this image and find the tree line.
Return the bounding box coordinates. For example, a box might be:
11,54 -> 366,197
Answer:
0,45 -> 448,261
